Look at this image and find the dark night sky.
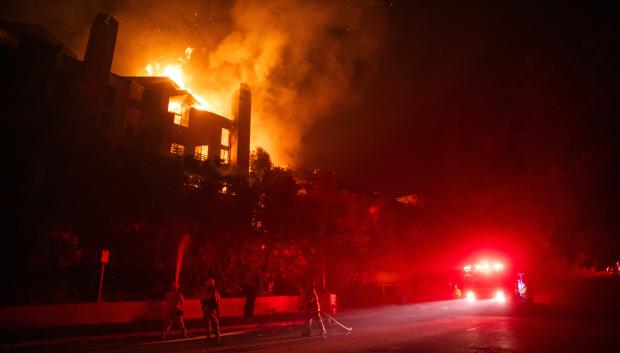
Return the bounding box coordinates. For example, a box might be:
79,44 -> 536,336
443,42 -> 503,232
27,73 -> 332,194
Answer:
301,2 -> 619,197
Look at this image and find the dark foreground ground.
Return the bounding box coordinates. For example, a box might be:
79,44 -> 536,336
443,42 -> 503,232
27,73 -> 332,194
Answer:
3,299 -> 619,353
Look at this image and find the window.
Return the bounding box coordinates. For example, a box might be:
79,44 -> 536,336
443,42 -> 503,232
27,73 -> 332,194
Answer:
168,95 -> 184,114
221,128 -> 230,147
173,115 -> 184,126
168,95 -> 189,127
194,145 -> 209,161
170,143 -> 185,156
220,149 -> 229,164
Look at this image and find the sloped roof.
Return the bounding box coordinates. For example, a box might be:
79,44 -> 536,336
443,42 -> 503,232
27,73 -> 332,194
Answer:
127,76 -> 180,89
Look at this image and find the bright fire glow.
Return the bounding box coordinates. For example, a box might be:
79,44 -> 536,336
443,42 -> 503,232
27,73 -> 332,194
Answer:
466,291 -> 476,302
168,95 -> 184,115
495,289 -> 506,303
144,47 -> 213,112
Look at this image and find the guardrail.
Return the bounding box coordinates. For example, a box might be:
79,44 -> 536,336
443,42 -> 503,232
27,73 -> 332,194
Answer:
0,296 -> 303,329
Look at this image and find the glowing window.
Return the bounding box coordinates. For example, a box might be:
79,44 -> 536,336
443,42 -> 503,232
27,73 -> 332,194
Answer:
220,149 -> 229,164
221,128 -> 230,147
194,145 -> 208,161
170,143 -> 185,156
168,95 -> 184,114
168,95 -> 189,127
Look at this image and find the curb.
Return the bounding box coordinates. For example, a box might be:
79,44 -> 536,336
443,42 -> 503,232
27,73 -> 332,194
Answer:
0,320 -> 304,350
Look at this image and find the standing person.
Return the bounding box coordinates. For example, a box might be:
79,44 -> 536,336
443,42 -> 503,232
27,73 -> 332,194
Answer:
301,282 -> 327,338
161,282 -> 190,339
201,278 -> 221,342
454,284 -> 462,299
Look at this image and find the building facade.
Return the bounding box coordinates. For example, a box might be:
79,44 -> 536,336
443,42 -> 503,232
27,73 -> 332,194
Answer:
1,13 -> 251,172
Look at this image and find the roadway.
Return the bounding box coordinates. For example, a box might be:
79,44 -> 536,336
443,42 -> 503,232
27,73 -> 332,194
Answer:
5,300 -> 620,353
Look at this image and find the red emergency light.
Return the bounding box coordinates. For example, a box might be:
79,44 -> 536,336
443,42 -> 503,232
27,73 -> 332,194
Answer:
463,261 -> 504,274
466,290 -> 476,302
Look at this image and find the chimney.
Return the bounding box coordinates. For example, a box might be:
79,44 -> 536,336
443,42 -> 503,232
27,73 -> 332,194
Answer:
230,83 -> 252,172
82,13 -> 118,123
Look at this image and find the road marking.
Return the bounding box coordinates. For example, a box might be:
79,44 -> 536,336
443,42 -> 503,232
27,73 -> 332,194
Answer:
140,329 -> 253,345
467,326 -> 481,331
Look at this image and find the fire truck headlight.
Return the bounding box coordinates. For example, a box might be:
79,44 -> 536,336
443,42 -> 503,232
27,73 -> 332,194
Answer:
466,291 -> 476,302
495,290 -> 506,303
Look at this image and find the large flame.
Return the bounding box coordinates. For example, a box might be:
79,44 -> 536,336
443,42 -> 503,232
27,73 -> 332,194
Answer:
144,47 -> 213,112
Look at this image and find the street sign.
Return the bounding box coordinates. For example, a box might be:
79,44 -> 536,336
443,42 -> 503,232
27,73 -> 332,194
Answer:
98,249 -> 109,304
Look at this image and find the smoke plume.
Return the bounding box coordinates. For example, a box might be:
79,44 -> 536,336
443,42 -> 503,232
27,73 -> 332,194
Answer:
1,0 -> 388,166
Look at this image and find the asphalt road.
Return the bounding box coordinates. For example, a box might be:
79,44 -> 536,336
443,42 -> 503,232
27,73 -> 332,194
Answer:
6,300 -> 620,353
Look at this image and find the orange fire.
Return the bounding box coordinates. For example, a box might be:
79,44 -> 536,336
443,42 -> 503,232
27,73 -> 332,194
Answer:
144,47 -> 212,112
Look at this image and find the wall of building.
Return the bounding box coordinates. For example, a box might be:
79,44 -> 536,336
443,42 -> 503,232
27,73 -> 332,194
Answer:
187,109 -> 233,162
106,74 -> 144,143
0,296 -> 303,329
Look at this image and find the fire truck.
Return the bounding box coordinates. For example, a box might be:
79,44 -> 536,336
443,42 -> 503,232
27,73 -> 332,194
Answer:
461,260 -> 528,303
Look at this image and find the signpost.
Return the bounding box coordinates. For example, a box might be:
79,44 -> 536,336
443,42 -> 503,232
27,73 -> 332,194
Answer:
98,249 -> 109,303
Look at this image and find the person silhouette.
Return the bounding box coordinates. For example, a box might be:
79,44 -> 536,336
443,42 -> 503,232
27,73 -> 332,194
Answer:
162,282 -> 190,339
301,282 -> 327,338
201,278 -> 221,342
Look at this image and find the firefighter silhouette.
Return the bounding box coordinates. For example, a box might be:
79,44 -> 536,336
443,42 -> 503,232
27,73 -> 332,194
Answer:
161,282 -> 190,339
201,278 -> 221,342
301,282 -> 327,337
454,284 -> 462,299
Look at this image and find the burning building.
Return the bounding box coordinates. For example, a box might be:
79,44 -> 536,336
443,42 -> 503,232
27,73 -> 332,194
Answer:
1,13 -> 252,171
115,75 -> 250,170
